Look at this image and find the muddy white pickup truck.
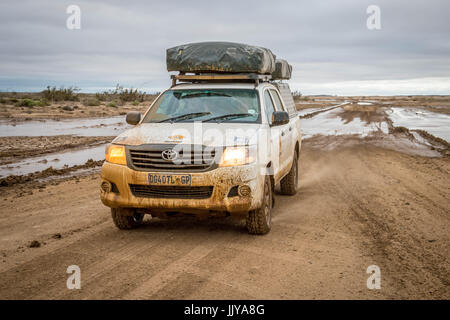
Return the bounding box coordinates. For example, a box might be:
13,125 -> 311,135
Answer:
100,42 -> 301,234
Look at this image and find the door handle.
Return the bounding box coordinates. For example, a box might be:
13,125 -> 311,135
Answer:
289,127 -> 292,131
281,131 -> 285,136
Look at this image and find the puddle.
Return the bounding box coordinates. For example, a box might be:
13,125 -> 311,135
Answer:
298,102 -> 349,118
297,107 -> 326,117
386,108 -> 450,142
310,98 -> 334,101
2,105 -> 448,178
357,102 -> 373,105
300,107 -> 389,139
0,116 -> 130,178
410,131 -> 433,147
0,145 -> 105,178
0,116 -> 130,137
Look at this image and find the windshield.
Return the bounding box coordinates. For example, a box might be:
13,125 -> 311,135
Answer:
142,89 -> 260,123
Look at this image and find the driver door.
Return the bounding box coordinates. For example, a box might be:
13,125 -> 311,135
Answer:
264,89 -> 290,181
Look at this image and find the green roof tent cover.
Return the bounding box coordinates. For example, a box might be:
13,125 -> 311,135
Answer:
167,42 -> 291,77
272,59 -> 292,80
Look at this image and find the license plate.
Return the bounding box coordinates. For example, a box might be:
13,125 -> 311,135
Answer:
148,173 -> 192,186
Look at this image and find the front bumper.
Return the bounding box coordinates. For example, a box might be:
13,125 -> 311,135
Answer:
100,162 -> 263,214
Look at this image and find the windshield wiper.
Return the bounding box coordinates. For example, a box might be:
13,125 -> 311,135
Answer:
202,113 -> 253,123
181,92 -> 231,99
158,112 -> 211,123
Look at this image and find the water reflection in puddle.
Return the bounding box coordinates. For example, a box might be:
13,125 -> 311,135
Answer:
297,107 -> 324,117
0,145 -> 105,178
0,116 -> 130,137
301,107 -> 389,139
387,108 -> 450,141
2,105 -> 449,178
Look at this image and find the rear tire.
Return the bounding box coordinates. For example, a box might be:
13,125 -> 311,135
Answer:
111,208 -> 144,230
280,150 -> 299,196
246,175 -> 272,235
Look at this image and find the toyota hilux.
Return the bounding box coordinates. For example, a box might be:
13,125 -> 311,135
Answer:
100,74 -> 301,234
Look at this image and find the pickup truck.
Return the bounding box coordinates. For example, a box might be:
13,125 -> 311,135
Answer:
100,75 -> 301,234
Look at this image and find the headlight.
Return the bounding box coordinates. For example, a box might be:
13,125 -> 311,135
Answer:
219,146 -> 255,167
105,144 -> 127,165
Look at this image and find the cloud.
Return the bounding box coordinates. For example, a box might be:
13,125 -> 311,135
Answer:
292,77 -> 450,96
0,0 -> 449,94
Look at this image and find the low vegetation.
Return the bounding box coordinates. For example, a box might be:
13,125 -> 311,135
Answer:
107,101 -> 117,108
95,84 -> 147,103
16,98 -> 49,107
0,85 -> 156,113
82,98 -> 101,107
41,86 -> 80,102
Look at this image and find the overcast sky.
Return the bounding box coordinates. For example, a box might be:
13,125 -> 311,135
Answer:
0,0 -> 449,95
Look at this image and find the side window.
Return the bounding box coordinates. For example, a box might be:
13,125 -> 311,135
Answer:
269,89 -> 285,111
264,90 -> 275,125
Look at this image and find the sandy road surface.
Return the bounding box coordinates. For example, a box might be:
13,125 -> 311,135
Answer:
0,144 -> 448,299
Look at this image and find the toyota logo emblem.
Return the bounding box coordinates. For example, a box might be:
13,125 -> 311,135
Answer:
161,149 -> 178,161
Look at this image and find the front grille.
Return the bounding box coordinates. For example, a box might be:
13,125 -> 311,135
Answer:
129,184 -> 214,199
128,145 -> 219,171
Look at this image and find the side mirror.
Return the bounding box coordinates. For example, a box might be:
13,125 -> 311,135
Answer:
126,111 -> 141,125
272,111 -> 289,126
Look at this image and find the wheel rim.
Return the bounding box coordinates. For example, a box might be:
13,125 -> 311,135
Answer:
133,212 -> 144,223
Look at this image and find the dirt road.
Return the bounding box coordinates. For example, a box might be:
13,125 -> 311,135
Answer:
0,144 -> 449,299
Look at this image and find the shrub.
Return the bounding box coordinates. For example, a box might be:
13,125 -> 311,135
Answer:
83,98 -> 101,106
16,98 -> 49,107
292,90 -> 302,97
95,92 -> 106,101
36,99 -> 50,107
107,101 -> 117,108
17,99 -> 36,107
41,86 -> 80,102
96,84 -> 146,102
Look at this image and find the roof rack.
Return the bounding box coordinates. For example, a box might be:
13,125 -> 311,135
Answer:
171,73 -> 272,87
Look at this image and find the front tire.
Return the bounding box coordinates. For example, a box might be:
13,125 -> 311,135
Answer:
246,175 -> 272,235
111,208 -> 144,230
280,150 -> 299,196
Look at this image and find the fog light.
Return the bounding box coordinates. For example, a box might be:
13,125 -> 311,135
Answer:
238,185 -> 251,197
101,181 -> 112,193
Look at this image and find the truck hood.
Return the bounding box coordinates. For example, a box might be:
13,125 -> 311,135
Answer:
112,122 -> 262,147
